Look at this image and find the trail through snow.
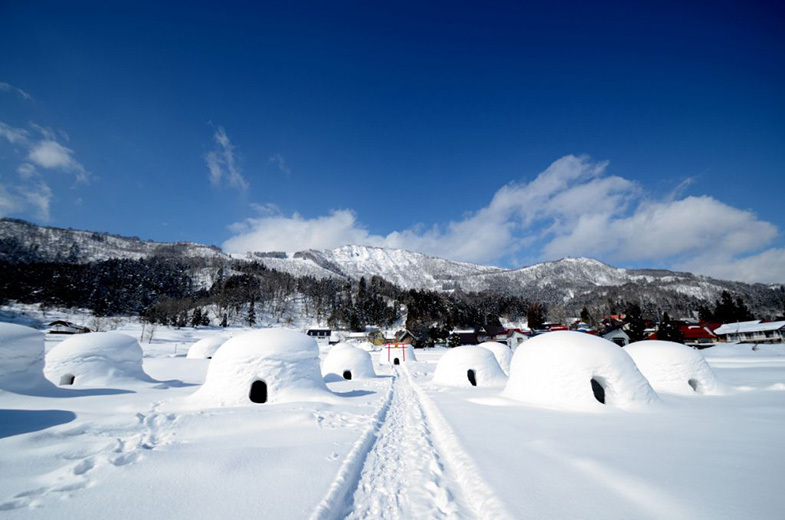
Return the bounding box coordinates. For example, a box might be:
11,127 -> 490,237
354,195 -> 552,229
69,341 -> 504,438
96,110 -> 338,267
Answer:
310,365 -> 512,520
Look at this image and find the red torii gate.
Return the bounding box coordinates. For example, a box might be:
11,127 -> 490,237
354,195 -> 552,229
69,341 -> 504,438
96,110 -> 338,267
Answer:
384,342 -> 409,364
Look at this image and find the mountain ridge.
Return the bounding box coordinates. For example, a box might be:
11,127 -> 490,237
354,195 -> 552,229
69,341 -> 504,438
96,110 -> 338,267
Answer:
2,218 -> 783,316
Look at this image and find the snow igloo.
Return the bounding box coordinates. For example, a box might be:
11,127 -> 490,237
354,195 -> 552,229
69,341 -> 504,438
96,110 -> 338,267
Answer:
433,346 -> 507,388
0,323 -> 53,394
625,340 -> 726,395
322,343 -> 375,381
190,329 -> 333,407
377,343 -> 416,366
477,341 -> 513,375
186,335 -> 228,359
504,331 -> 659,411
45,332 -> 152,386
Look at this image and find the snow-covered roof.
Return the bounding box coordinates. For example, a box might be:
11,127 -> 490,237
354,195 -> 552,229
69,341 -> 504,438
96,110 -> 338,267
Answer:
714,320 -> 785,335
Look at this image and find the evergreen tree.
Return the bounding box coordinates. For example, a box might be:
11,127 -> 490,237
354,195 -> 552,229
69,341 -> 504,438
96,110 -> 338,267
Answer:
624,302 -> 647,342
657,312 -> 683,343
247,298 -> 256,327
191,307 -> 203,328
580,306 -> 591,325
527,302 -> 547,330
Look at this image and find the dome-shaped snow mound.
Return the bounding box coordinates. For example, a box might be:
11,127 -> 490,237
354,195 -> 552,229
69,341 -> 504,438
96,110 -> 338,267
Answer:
504,331 -> 659,411
186,335 -> 228,359
45,332 -> 151,386
625,340 -> 726,395
477,341 -> 512,375
322,343 -> 375,380
377,344 -> 416,365
433,346 -> 507,388
354,341 -> 377,352
0,323 -> 52,393
189,328 -> 332,407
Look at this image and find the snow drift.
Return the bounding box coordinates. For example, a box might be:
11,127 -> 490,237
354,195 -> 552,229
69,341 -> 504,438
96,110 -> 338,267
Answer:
322,343 -> 375,380
433,346 -> 508,388
186,335 -> 228,359
625,340 -> 726,395
44,332 -> 152,386
189,328 -> 333,407
0,322 -> 53,393
504,331 -> 659,411
477,341 -> 512,375
377,343 -> 417,365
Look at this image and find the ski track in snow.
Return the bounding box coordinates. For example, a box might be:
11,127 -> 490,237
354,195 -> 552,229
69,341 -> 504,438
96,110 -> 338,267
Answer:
312,366 -> 512,520
0,401 -> 178,511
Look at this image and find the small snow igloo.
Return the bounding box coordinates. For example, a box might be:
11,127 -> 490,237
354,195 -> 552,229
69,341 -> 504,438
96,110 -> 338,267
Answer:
625,340 -> 726,395
45,332 -> 151,386
433,346 -> 507,388
186,336 -> 228,359
322,343 -> 375,381
477,341 -> 513,375
0,323 -> 53,394
504,331 -> 659,411
377,343 -> 417,366
190,329 -> 332,406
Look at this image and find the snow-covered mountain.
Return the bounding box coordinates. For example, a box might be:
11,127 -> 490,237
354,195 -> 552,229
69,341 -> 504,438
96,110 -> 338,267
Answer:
0,218 -> 228,263
2,218 -> 781,311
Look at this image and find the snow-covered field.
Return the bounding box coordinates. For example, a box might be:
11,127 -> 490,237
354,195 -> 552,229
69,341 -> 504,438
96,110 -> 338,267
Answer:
1,311 -> 785,519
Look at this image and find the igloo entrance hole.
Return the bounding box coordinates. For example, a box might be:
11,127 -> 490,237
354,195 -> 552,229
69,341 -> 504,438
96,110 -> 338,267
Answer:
467,369 -> 477,386
688,378 -> 702,393
590,378 -> 606,404
59,374 -> 75,386
343,370 -> 352,380
249,380 -> 268,404
393,358 -> 400,365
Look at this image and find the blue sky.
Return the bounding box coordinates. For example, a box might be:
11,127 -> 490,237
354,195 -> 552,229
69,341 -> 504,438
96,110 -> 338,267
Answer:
1,1 -> 784,283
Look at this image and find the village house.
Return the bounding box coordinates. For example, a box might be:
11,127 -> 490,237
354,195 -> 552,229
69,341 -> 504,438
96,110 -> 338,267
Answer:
47,320 -> 91,335
714,320 -> 785,344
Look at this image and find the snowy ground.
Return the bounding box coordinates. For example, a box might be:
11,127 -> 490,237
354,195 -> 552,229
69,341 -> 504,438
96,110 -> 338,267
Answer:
2,308 -> 785,519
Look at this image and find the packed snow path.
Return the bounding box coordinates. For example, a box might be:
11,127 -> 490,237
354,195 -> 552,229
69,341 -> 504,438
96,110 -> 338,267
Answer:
311,366 -> 512,520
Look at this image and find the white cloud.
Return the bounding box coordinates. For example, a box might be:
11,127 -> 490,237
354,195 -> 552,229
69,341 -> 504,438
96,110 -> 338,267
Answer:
0,82 -> 33,101
223,155 -> 785,283
205,126 -> 248,192
0,121 -> 30,145
269,153 -> 291,176
0,180 -> 52,221
1,121 -> 90,183
0,120 -> 89,220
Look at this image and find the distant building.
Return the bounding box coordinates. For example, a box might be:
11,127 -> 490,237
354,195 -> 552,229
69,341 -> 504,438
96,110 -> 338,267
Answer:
305,327 -> 331,345
714,320 -> 785,344
602,328 -> 629,347
505,329 -> 530,350
47,321 -> 90,335
450,329 -> 479,346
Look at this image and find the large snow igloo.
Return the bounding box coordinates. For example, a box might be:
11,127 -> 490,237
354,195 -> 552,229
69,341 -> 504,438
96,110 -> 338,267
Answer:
625,340 -> 726,395
45,332 -> 152,386
477,341 -> 513,375
186,335 -> 228,359
377,343 -> 417,366
504,331 -> 659,411
322,343 -> 376,381
0,323 -> 54,394
433,346 -> 508,388
190,329 -> 333,406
